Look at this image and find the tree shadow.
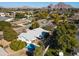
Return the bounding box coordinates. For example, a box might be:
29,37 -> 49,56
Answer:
26,51 -> 34,56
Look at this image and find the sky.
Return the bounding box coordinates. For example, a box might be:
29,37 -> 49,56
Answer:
0,2 -> 79,8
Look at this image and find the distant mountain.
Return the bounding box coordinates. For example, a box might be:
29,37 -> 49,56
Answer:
6,6 -> 40,9
15,6 -> 33,9
0,2 -> 75,9
0,6 -> 4,8
47,2 -> 73,9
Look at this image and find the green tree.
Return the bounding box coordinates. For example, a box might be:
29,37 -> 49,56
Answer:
34,41 -> 45,56
30,21 -> 40,29
45,16 -> 78,56
34,11 -> 48,19
0,21 -> 11,30
15,13 -> 25,19
3,28 -> 18,41
0,21 -> 18,42
42,25 -> 53,31
10,40 -> 26,51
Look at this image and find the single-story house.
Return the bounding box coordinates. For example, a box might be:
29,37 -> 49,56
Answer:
0,47 -> 8,56
0,16 -> 13,22
5,18 -> 14,22
17,28 -> 49,43
0,12 -> 5,17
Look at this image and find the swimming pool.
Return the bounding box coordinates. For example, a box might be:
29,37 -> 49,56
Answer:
26,44 -> 36,52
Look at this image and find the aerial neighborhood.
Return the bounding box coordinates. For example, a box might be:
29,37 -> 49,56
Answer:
0,2 -> 79,56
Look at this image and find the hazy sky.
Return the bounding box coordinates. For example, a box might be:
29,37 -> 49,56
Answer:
0,2 -> 79,8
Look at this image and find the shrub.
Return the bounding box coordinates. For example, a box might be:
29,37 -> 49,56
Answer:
3,28 -> 18,41
30,21 -> 40,29
42,26 -> 53,31
10,40 -> 26,51
15,13 -> 25,19
34,41 -> 45,56
0,21 -> 18,41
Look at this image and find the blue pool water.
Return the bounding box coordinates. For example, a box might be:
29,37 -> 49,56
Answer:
26,44 -> 36,52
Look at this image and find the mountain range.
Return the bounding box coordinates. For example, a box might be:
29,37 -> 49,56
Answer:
47,2 -> 73,9
0,2 -> 75,9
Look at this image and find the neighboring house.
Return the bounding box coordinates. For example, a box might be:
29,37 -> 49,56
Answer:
0,12 -> 5,17
0,12 -> 15,18
12,18 -> 31,27
17,28 -> 49,43
0,47 -> 8,56
5,18 -> 14,22
0,16 -> 13,22
37,19 -> 55,28
7,12 -> 16,18
15,11 -> 25,13
37,19 -> 48,27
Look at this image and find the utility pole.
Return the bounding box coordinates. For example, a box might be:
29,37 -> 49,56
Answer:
42,45 -> 49,56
